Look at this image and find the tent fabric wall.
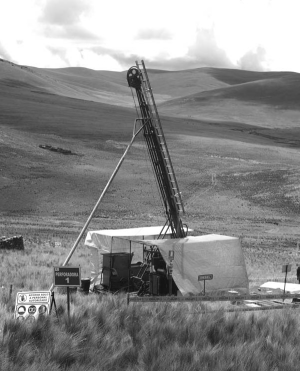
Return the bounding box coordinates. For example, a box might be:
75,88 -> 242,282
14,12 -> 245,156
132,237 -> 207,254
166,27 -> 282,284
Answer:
84,226 -> 174,266
140,234 -> 249,296
84,228 -> 248,296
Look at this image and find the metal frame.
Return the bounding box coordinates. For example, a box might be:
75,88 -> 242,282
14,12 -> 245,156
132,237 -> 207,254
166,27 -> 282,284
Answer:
127,61 -> 186,239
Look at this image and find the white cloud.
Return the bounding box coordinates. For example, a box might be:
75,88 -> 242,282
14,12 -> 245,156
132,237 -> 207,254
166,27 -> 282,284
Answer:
40,0 -> 91,25
1,0 -> 300,72
187,28 -> 234,69
135,28 -> 173,40
43,24 -> 99,40
238,46 -> 268,72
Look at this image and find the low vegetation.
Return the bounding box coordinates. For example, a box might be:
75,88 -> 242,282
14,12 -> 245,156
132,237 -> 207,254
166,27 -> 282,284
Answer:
2,291 -> 300,370
1,229 -> 300,370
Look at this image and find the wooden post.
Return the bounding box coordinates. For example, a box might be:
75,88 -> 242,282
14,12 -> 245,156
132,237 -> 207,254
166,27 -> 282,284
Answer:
9,284 -> 12,301
283,266 -> 288,296
127,241 -> 131,305
168,251 -> 174,295
282,264 -> 291,302
67,287 -> 70,320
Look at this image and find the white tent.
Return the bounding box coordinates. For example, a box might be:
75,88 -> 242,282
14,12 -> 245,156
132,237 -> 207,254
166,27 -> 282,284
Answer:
140,234 -> 249,296
84,227 -> 248,295
85,226 -> 177,281
260,282 -> 300,293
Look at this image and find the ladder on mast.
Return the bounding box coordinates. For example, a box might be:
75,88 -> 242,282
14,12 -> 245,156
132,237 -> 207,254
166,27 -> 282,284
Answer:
127,60 -> 186,238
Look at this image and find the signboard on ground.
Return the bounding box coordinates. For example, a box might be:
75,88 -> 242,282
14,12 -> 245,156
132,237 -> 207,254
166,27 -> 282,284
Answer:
15,291 -> 51,321
169,250 -> 174,260
53,266 -> 81,287
198,274 -> 213,281
282,264 -> 292,273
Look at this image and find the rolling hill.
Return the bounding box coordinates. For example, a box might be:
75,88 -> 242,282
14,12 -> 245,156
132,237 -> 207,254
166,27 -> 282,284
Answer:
159,72 -> 300,127
1,58 -> 300,242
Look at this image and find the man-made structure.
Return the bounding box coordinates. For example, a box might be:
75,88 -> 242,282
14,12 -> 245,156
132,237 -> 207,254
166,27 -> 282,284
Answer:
85,228 -> 249,296
0,235 -> 24,250
127,61 -> 186,239
84,61 -> 249,297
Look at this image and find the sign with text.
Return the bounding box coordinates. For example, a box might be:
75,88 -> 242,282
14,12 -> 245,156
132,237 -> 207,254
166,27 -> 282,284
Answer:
53,266 -> 81,287
198,274 -> 213,281
282,264 -> 292,273
169,250 -> 174,261
15,291 -> 51,321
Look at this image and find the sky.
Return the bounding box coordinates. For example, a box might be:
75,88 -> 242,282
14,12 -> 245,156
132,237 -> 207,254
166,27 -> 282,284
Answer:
0,0 -> 300,72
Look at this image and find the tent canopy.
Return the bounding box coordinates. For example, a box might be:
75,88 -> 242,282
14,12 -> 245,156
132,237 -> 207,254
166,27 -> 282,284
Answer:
85,226 -> 176,263
138,234 -> 249,296
84,227 -> 248,296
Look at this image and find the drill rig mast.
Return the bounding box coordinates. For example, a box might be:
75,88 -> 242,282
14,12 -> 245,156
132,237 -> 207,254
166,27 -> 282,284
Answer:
127,61 -> 186,239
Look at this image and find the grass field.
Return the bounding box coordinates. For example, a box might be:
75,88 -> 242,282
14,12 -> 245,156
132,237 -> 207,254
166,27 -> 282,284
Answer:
2,58 -> 300,369
1,221 -> 300,370
2,293 -> 300,370
1,231 -> 300,370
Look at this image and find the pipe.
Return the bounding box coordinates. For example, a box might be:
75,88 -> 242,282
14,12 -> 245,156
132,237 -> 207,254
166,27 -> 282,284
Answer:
49,121 -> 145,291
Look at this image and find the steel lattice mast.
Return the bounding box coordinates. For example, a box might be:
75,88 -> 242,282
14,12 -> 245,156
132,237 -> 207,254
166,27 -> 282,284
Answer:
127,60 -> 186,239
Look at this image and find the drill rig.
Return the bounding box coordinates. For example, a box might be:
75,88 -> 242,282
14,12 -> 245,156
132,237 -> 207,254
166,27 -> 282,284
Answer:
55,60 -> 187,296
126,61 -> 187,295
57,61 -> 249,297
127,61 -> 186,239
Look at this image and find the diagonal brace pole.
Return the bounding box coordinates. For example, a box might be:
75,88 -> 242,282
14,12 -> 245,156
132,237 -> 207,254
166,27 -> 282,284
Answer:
49,120 -> 145,291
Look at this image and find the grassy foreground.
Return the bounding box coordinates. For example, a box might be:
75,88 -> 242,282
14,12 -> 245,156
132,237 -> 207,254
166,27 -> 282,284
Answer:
1,226 -> 300,370
1,292 -> 300,371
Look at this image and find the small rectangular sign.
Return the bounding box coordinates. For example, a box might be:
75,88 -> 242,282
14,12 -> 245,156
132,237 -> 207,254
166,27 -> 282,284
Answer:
15,291 -> 51,322
16,291 -> 50,305
53,266 -> 81,287
282,264 -> 292,273
198,274 -> 213,281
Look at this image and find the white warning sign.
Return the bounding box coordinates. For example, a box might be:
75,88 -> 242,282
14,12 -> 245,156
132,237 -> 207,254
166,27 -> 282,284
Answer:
17,291 -> 50,305
15,291 -> 51,321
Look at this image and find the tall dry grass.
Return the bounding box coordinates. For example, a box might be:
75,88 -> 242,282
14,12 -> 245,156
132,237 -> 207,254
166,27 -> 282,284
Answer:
2,293 -> 300,370
1,227 -> 300,370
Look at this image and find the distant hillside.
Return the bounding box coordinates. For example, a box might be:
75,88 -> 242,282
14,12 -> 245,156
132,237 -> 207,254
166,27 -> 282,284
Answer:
1,57 -> 300,130
160,73 -> 300,110
203,67 -> 297,85
1,58 -> 300,221
157,68 -> 300,129
2,58 -> 299,105
0,59 -> 133,107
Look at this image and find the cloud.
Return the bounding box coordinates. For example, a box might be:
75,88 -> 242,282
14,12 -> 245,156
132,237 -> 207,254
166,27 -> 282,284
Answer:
0,42 -> 11,61
40,0 -> 90,26
46,45 -> 123,70
39,0 -> 97,43
43,24 -> 99,40
105,27 -> 235,71
185,28 -> 234,69
238,46 -> 268,71
85,27 -> 235,72
135,28 -> 173,40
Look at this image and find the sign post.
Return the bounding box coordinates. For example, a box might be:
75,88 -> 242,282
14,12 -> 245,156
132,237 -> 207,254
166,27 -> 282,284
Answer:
282,264 -> 292,298
53,267 -> 81,319
198,274 -> 213,295
168,251 -> 174,295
